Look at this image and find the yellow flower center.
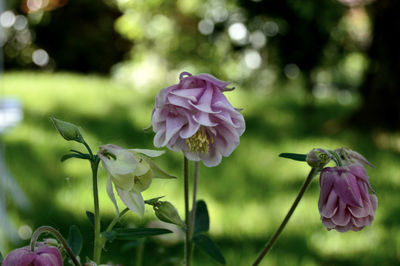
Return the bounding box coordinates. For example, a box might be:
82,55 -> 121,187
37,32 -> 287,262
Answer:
186,127 -> 213,154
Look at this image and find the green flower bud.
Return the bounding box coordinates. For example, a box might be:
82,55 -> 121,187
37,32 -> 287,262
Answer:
306,148 -> 331,168
51,117 -> 84,143
154,201 -> 185,227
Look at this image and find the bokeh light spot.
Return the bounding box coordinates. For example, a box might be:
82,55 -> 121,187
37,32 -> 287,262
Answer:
198,19 -> 214,35
32,49 -> 49,66
0,11 -> 16,28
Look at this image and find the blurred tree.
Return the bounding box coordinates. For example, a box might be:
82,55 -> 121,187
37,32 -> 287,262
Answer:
237,0 -> 346,97
353,0 -> 400,130
2,0 -> 130,73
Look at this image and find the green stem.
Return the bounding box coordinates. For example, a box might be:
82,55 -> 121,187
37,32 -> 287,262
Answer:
183,156 -> 191,266
100,208 -> 130,247
91,157 -> 102,264
136,239 -> 145,266
190,162 -> 199,236
30,226 -> 80,266
252,168 -> 318,266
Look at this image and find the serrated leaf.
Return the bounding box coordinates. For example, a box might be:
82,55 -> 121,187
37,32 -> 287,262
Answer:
86,211 -> 95,227
194,200 -> 209,235
193,234 -> 226,264
61,153 -> 90,162
279,153 -> 307,162
67,225 -> 82,256
105,228 -> 172,241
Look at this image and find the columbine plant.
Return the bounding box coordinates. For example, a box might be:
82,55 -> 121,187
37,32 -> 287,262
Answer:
252,148 -> 377,266
151,72 -> 245,265
2,117 -> 180,265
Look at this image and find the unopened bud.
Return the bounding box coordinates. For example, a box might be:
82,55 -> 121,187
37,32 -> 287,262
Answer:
306,148 -> 331,168
154,201 -> 185,227
51,117 -> 84,143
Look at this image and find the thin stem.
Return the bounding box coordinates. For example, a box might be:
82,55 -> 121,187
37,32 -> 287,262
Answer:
91,157 -> 102,264
190,162 -> 199,236
183,156 -> 191,266
83,140 -> 94,160
30,226 -> 80,266
136,239 -> 145,266
105,208 -> 129,233
100,208 -> 130,247
252,168 -> 318,266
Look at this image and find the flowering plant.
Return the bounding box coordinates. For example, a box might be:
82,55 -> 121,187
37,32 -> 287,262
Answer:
152,72 -> 245,167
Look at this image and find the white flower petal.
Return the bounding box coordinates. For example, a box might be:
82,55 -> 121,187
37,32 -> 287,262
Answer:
106,176 -> 119,214
131,149 -> 165,157
116,187 -> 145,217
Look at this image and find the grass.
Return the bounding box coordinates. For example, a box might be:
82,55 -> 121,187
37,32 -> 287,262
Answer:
1,71 -> 399,265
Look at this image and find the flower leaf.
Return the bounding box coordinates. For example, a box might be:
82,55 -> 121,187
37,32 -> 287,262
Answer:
67,225 -> 83,256
193,234 -> 226,264
104,228 -> 172,241
279,153 -> 307,162
194,200 -> 209,236
61,153 -> 90,162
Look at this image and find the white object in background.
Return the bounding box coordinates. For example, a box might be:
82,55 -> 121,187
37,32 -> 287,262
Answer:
0,98 -> 23,133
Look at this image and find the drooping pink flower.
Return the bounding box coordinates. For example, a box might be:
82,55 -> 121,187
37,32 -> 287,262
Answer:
318,164 -> 377,232
2,245 -> 63,266
151,72 -> 245,167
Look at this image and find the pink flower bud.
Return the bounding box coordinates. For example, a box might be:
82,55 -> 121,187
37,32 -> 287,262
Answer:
318,164 -> 377,232
2,246 -> 63,266
151,72 -> 245,167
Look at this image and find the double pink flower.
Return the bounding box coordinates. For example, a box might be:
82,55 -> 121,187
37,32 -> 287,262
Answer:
318,164 -> 377,232
151,72 -> 245,167
2,245 -> 63,266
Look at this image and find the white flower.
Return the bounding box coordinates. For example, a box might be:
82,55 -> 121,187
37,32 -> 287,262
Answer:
98,144 -> 175,217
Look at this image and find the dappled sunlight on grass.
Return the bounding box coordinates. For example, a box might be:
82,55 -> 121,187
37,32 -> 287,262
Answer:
2,71 -> 399,265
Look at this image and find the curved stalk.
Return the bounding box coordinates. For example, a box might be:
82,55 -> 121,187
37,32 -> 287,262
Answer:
252,168 -> 318,266
30,226 -> 80,266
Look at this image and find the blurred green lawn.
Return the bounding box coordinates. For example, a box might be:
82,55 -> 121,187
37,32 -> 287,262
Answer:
1,72 -> 400,265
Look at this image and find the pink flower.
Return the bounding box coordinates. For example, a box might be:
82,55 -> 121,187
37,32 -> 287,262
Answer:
2,245 -> 63,266
318,164 -> 378,232
151,72 -> 245,167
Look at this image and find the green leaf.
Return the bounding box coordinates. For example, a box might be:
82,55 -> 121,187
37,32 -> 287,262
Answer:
193,234 -> 226,264
104,228 -> 172,241
102,231 -> 118,242
279,153 -> 307,162
194,200 -> 209,235
67,225 -> 83,256
0,251 -> 4,263
86,211 -> 95,227
61,153 -> 90,162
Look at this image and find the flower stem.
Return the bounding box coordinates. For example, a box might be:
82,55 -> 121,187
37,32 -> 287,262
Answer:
100,208 -> 129,247
91,156 -> 102,264
183,156 -> 192,266
30,226 -> 80,266
252,168 -> 318,266
190,162 -> 199,236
